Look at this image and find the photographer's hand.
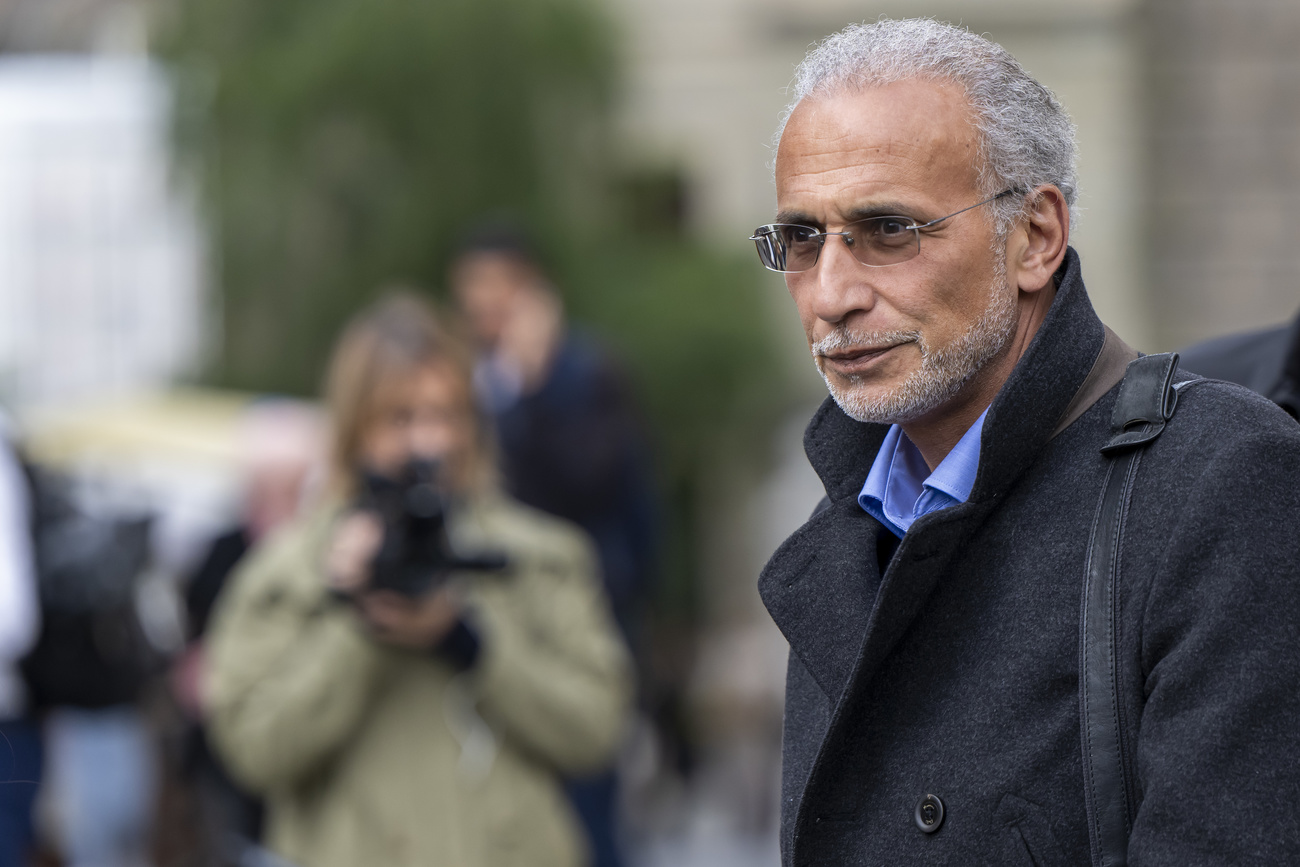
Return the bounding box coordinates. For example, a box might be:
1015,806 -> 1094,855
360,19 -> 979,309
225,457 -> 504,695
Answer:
326,510 -> 463,650
325,510 -> 384,594
354,587 -> 461,650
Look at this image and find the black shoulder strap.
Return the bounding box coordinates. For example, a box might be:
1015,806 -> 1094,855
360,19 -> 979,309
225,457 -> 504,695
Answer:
1052,327 -> 1140,440
1081,352 -> 1181,867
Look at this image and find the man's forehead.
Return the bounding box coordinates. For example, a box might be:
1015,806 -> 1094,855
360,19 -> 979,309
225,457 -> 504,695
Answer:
782,78 -> 977,149
775,80 -> 982,214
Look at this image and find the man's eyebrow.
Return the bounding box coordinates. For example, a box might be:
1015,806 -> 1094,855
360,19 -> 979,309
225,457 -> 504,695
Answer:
773,202 -> 916,226
843,202 -> 914,221
773,209 -> 819,226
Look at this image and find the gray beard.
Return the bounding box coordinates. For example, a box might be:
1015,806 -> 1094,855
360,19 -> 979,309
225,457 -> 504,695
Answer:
811,264 -> 1019,425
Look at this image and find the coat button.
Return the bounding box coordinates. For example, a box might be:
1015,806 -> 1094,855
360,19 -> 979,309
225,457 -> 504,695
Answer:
914,794 -> 945,833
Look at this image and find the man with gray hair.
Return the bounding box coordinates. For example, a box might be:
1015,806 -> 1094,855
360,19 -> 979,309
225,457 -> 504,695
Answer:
753,18 -> 1300,866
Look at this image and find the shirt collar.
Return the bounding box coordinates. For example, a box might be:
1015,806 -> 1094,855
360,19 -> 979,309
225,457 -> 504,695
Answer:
858,406 -> 989,537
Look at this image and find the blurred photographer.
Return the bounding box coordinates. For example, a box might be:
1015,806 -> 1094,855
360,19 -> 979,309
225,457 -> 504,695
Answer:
205,295 -> 632,867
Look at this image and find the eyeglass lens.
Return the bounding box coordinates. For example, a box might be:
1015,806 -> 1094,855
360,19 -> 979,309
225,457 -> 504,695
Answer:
752,216 -> 921,273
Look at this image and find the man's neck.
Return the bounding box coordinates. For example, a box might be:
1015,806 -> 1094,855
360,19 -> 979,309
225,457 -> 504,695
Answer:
900,377 -> 1002,472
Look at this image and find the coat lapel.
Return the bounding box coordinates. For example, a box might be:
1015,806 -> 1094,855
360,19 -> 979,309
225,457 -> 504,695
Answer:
759,495 -> 883,702
759,398 -> 888,703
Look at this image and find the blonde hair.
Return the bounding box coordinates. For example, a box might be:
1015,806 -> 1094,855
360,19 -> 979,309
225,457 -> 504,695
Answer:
323,292 -> 493,495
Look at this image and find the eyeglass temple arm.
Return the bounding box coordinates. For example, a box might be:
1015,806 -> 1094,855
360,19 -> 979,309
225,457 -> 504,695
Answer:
913,188 -> 1018,231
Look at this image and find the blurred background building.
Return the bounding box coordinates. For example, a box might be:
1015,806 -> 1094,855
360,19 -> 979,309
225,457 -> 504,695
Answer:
0,0 -> 1296,865
0,0 -> 204,408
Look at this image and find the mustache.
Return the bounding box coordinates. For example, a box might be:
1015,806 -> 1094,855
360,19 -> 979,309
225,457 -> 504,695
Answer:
811,327 -> 921,357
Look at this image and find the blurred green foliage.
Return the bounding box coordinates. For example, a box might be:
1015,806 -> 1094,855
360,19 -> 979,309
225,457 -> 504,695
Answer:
157,0 -> 792,618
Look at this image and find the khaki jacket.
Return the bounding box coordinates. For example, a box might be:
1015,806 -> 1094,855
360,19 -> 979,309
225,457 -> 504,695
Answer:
206,492 -> 632,867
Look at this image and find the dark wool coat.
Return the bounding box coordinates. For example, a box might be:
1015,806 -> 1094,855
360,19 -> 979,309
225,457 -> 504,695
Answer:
759,249 -> 1300,866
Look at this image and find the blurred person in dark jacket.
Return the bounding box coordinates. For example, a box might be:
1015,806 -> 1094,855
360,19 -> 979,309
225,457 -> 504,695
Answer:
205,294 -> 631,867
18,459 -> 155,867
452,226 -> 656,867
0,414 -> 40,867
1179,308 -> 1300,418
452,226 -> 656,641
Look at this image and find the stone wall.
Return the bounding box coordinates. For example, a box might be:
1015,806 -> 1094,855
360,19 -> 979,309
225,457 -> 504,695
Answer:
1144,0 -> 1300,348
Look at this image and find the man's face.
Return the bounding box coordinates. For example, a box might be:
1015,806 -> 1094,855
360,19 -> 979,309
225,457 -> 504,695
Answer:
775,79 -> 1019,427
451,252 -> 540,348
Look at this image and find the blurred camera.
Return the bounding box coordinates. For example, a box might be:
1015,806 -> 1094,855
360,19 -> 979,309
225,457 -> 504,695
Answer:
357,459 -> 507,596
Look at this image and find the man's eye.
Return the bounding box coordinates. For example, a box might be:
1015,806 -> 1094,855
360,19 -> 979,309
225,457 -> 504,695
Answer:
784,225 -> 819,244
865,218 -> 916,246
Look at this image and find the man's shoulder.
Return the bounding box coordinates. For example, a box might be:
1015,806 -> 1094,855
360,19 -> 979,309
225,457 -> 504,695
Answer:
1041,373 -> 1297,498
1172,376 -> 1297,438
1141,376 -> 1300,499
530,331 -> 630,407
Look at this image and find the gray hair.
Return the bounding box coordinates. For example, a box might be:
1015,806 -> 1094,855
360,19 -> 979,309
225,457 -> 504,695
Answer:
777,18 -> 1079,234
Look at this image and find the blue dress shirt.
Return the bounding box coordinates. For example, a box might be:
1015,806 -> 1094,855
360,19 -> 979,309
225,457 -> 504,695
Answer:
858,407 -> 989,538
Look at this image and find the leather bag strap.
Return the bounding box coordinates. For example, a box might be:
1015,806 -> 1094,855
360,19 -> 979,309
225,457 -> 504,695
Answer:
1053,327 -> 1140,440
1081,352 -> 1181,867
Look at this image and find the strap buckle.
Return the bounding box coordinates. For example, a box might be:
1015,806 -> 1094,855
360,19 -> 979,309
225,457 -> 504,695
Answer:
1100,353 -> 1181,455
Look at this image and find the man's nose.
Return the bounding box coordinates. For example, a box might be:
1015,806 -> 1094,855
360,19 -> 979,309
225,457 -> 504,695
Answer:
802,234 -> 876,324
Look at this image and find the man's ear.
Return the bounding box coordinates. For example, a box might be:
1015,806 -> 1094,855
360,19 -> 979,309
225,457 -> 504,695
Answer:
1010,185 -> 1069,293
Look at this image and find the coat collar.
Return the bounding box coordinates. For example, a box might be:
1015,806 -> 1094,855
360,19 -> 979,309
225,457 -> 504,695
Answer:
760,247 -> 1107,703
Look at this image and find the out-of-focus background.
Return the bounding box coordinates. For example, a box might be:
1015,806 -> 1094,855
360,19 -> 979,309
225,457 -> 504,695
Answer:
0,0 -> 1295,865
